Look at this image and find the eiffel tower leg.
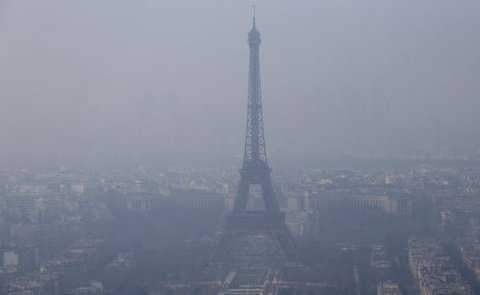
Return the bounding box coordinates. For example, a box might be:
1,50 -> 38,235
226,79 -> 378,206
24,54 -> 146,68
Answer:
260,174 -> 279,212
233,175 -> 250,212
275,230 -> 299,259
211,232 -> 235,262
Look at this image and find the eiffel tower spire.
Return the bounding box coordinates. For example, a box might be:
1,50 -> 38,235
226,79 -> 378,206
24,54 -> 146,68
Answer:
244,9 -> 267,167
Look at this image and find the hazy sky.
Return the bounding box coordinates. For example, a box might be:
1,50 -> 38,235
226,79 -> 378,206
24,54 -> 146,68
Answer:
1,0 -> 480,163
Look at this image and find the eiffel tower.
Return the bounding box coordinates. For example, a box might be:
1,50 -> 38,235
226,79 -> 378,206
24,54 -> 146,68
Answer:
213,12 -> 298,263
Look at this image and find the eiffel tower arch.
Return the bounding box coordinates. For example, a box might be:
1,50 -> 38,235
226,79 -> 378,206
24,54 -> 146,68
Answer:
212,13 -> 298,263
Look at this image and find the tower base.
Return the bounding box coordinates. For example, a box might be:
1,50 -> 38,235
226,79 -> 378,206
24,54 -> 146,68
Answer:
212,211 -> 298,264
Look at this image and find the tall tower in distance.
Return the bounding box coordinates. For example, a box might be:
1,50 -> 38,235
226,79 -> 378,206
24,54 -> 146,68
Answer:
213,10 -> 298,263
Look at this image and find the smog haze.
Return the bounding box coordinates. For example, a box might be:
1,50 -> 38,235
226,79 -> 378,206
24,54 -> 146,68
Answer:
1,0 -> 480,163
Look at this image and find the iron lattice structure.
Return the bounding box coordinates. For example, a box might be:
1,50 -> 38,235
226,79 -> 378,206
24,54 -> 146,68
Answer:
213,16 -> 298,263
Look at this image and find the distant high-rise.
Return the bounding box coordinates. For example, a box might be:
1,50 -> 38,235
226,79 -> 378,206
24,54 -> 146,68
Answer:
213,12 -> 298,263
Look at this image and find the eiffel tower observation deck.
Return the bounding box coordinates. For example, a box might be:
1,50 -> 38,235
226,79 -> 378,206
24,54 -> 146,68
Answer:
212,11 -> 298,265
